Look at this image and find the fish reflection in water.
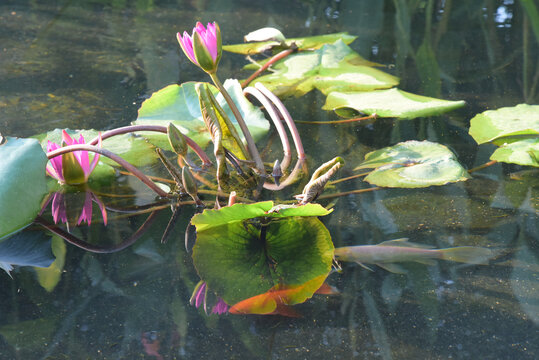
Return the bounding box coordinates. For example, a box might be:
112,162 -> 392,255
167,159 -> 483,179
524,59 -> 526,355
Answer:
334,239 -> 495,274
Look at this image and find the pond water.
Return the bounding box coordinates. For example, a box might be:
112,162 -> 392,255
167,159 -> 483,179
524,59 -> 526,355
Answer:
0,0 -> 538,359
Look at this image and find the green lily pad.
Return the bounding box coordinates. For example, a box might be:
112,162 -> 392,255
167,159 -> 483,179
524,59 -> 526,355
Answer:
134,80 -> 269,150
0,137 -> 48,240
355,140 -> 470,188
223,32 -> 357,55
253,40 -> 399,97
469,104 -> 539,145
191,202 -> 334,305
490,138 -> 539,167
322,88 -> 466,119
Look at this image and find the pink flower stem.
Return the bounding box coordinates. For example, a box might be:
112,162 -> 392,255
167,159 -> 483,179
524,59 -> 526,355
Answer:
263,158 -> 308,191
254,83 -> 305,160
47,144 -> 170,198
209,73 -> 266,176
241,48 -> 296,88
87,125 -> 212,166
243,86 -> 292,172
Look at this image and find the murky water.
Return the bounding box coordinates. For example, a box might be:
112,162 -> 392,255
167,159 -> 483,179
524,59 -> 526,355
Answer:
1,1 -> 537,359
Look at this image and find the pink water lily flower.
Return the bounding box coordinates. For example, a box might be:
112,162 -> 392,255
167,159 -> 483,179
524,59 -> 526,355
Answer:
46,130 -> 101,185
177,21 -> 222,73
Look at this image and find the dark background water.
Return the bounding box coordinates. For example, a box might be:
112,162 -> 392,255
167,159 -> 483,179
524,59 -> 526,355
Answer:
0,0 -> 537,359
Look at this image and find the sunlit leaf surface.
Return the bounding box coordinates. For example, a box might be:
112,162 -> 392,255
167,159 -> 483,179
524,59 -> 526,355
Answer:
0,137 -> 48,240
323,88 -> 465,119
253,40 -> 399,97
356,140 -> 470,188
490,138 -> 539,167
223,32 -> 357,54
469,104 -> 539,145
134,80 -> 269,149
191,202 -> 334,304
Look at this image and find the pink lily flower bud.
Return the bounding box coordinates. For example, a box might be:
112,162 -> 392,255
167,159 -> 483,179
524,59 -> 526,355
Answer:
177,22 -> 222,73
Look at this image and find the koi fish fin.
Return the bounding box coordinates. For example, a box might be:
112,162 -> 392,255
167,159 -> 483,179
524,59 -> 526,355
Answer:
376,262 -> 407,274
413,258 -> 437,266
438,246 -> 494,265
378,238 -> 435,249
356,261 -> 375,272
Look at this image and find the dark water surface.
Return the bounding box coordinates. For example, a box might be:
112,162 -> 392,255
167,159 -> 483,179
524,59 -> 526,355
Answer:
0,1 -> 537,359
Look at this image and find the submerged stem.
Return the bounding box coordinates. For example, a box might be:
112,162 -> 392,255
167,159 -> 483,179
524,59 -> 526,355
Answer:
468,160 -> 498,174
295,114 -> 378,124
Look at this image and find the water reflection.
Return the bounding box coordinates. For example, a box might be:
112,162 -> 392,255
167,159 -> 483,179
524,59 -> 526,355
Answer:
0,0 -> 538,359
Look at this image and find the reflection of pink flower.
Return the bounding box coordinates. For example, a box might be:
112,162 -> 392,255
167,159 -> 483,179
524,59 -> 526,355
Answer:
177,22 -> 221,73
42,191 -> 107,226
46,130 -> 101,185
190,281 -> 229,315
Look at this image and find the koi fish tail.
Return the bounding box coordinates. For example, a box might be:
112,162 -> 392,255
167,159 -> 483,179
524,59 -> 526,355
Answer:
438,246 -> 494,265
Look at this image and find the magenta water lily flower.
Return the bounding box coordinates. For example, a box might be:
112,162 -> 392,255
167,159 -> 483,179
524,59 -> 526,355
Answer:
177,21 -> 222,73
190,281 -> 229,315
46,130 -> 101,185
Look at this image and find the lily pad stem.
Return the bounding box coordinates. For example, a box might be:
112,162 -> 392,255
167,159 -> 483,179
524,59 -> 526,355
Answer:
468,160 -> 498,174
209,73 -> 266,176
241,47 -> 296,88
87,125 -> 212,166
47,144 -> 170,198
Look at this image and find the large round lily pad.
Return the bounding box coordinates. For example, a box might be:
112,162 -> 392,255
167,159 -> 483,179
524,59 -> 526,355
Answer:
191,202 -> 334,305
355,140 -> 470,188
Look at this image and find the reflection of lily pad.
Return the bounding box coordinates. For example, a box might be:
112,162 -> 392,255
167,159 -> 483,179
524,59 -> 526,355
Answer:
0,231 -> 54,271
356,140 -> 470,188
191,202 -> 334,305
0,137 -> 48,240
134,80 -> 269,149
490,138 -> 539,167
469,104 -> 539,145
253,40 -> 398,97
223,32 -> 357,54
323,88 -> 465,119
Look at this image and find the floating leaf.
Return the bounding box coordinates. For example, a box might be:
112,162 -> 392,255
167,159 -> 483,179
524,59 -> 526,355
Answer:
490,138 -> 539,167
356,140 -> 470,188
244,27 -> 286,43
191,202 -> 334,305
223,32 -> 357,55
0,137 -> 48,240
469,104 -> 539,145
253,40 -> 398,97
323,88 -> 465,119
134,80 -> 269,150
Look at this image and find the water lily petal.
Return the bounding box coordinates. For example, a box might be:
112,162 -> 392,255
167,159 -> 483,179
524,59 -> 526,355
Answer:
77,191 -> 93,225
51,192 -> 67,224
46,141 -> 64,182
